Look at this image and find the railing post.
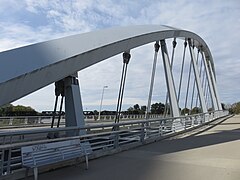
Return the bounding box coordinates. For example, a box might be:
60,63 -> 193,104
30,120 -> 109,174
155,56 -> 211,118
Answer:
160,121 -> 164,136
1,150 -> 4,175
7,148 -> 11,175
182,117 -> 186,130
9,118 -> 13,126
24,117 -> 28,125
38,117 -> 41,124
140,122 -> 145,143
114,125 -> 119,148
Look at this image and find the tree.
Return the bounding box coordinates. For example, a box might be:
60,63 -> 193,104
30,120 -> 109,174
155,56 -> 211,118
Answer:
0,104 -> 13,116
191,107 -> 201,114
133,104 -> 140,111
229,102 -> 240,114
127,107 -> 134,112
150,102 -> 165,114
140,106 -> 146,114
127,104 -> 146,114
181,108 -> 190,115
93,110 -> 98,115
0,104 -> 38,116
208,108 -> 213,112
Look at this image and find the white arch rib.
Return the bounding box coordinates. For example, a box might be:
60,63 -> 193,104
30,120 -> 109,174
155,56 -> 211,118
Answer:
0,25 -> 214,106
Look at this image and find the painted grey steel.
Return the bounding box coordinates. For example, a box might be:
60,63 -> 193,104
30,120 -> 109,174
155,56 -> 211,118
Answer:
146,42 -> 160,118
190,50 -> 200,111
201,52 -> 218,110
177,41 -> 187,103
64,75 -> 85,134
188,40 -> 207,113
160,40 -> 180,117
208,60 -> 222,110
184,46 -> 193,113
163,39 -> 177,117
0,25 -> 215,106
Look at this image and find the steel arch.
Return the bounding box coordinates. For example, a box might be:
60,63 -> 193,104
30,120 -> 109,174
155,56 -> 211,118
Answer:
0,25 -> 217,107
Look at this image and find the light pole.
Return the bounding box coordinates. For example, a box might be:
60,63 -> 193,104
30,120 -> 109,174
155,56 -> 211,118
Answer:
98,86 -> 108,120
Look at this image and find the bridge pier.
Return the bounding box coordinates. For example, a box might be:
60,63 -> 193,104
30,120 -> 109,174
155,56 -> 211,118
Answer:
64,74 -> 86,136
49,74 -> 86,136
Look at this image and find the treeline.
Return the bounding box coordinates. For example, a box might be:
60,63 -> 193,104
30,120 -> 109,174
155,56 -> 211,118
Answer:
126,103 -> 202,115
127,103 -> 166,114
229,102 -> 240,114
0,104 -> 38,116
1,101 -> 239,117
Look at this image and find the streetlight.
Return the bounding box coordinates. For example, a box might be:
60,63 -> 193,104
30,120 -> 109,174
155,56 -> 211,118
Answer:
98,86 -> 108,120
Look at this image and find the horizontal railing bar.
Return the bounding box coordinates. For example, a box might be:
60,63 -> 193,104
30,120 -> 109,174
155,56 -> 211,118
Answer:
0,111 -> 220,137
0,126 -> 146,149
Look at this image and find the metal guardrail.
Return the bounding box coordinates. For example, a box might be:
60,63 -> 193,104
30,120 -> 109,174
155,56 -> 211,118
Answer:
0,114 -> 165,127
0,110 -> 228,178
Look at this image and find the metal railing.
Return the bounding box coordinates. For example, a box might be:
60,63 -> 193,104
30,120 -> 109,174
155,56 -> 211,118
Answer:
0,114 -> 166,128
0,110 -> 228,177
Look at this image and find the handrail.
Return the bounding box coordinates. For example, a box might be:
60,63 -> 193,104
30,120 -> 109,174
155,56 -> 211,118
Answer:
0,110 -> 227,142
0,110 -> 224,137
0,110 -> 229,178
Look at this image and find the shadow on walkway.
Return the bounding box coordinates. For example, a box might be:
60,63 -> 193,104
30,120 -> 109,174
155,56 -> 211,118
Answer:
139,128 -> 240,154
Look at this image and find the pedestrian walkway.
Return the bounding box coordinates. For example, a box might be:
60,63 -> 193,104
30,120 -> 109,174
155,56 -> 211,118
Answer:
29,115 -> 240,180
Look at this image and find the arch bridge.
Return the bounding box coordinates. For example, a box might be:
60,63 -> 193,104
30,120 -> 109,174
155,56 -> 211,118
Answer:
0,25 -> 228,179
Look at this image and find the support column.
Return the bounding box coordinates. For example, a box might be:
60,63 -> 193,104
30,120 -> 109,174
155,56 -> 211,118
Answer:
160,40 -> 180,117
208,61 -> 222,110
201,51 -> 218,110
188,39 -> 207,113
64,73 -> 86,135
146,42 -> 160,119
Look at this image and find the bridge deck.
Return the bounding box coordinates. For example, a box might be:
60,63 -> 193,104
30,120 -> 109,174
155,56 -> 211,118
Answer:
27,115 -> 240,180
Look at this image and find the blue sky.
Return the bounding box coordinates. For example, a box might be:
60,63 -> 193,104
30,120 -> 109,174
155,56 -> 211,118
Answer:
0,0 -> 239,111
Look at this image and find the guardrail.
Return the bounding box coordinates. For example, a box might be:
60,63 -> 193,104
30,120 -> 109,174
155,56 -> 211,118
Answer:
0,110 -> 228,178
0,114 -> 165,127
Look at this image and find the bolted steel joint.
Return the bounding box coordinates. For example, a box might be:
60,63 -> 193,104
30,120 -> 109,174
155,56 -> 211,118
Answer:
123,51 -> 131,64
188,38 -> 192,46
55,80 -> 65,96
172,40 -> 177,48
160,39 -> 166,46
154,41 -> 160,52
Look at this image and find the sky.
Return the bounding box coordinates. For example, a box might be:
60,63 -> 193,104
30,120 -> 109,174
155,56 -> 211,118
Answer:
0,0 -> 239,112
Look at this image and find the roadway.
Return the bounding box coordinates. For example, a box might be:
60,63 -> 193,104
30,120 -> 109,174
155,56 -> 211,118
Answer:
27,115 -> 240,180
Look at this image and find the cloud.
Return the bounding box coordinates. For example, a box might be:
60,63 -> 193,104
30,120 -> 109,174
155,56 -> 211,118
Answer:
1,0 -> 239,111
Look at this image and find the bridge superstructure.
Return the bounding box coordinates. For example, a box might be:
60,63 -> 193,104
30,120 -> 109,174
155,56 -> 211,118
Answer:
0,25 -> 222,129
0,25 -> 227,179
